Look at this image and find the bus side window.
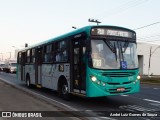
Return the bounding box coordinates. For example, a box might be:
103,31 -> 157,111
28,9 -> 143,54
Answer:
31,49 -> 35,63
44,46 -> 47,62
55,40 -> 68,62
27,50 -> 30,63
43,44 -> 53,63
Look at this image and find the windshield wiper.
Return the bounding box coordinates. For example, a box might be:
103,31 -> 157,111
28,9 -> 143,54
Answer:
114,42 -> 118,61
119,43 -> 124,61
122,41 -> 129,53
103,40 -> 115,53
103,40 -> 118,61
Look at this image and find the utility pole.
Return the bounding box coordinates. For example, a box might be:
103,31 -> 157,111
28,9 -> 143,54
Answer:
148,47 -> 152,76
88,18 -> 101,25
148,46 -> 160,76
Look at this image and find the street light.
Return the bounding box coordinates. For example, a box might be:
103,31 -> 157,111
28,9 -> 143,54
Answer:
148,46 -> 160,76
88,18 -> 101,25
72,26 -> 77,29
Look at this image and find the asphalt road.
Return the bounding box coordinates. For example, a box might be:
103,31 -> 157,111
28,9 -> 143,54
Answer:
0,72 -> 160,120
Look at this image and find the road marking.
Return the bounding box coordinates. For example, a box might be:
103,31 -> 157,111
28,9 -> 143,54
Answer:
93,117 -> 116,120
119,105 -> 156,112
144,99 -> 160,104
99,117 -> 116,120
121,95 -> 128,96
153,88 -> 160,90
149,103 -> 160,107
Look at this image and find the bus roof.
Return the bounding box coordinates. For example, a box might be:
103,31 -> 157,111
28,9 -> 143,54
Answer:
19,25 -> 135,51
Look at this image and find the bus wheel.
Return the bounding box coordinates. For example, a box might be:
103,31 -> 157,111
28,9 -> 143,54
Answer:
60,80 -> 70,100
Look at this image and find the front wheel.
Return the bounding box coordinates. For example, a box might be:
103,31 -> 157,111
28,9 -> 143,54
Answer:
59,80 -> 70,100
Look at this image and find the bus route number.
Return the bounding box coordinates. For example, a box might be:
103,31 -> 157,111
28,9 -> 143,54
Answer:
93,59 -> 102,67
97,28 -> 105,35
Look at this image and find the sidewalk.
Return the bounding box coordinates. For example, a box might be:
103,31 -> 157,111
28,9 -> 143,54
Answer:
0,80 -> 82,120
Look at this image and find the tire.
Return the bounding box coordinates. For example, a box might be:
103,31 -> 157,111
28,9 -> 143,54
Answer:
59,80 -> 70,100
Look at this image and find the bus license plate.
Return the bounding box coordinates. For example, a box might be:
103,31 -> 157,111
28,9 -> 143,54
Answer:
117,88 -> 125,92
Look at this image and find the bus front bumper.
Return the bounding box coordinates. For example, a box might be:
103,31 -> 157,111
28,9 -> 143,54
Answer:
86,80 -> 140,97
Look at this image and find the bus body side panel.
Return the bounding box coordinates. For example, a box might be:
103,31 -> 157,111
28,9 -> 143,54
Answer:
38,65 -> 42,85
41,63 -> 70,91
25,64 -> 35,84
41,64 -> 54,89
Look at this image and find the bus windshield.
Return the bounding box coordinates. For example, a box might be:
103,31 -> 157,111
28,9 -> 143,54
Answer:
91,39 -> 138,69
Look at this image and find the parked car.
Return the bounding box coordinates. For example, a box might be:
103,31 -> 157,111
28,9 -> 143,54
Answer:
4,59 -> 17,73
0,63 -> 5,71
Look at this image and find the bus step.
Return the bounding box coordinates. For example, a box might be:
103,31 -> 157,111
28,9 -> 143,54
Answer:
71,92 -> 86,97
36,84 -> 42,88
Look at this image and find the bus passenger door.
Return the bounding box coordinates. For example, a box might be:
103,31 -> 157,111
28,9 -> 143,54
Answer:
21,52 -> 25,81
35,47 -> 42,86
72,39 -> 86,94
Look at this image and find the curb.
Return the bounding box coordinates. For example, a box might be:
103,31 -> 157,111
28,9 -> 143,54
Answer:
141,82 -> 160,85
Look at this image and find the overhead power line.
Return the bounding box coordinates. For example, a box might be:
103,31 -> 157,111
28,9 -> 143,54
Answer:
109,0 -> 148,16
134,21 -> 160,30
138,33 -> 160,41
92,0 -> 148,21
138,39 -> 160,42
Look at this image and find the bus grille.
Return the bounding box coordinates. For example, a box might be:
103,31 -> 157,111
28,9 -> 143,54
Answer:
107,81 -> 132,85
102,72 -> 136,77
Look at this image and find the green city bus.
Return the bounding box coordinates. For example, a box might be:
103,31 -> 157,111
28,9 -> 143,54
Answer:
17,25 -> 140,99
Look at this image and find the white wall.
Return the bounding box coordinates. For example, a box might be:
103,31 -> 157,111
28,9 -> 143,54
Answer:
137,42 -> 160,75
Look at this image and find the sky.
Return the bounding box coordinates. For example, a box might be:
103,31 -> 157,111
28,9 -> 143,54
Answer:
0,0 -> 160,59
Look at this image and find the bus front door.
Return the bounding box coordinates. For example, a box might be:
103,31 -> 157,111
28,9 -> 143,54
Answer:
72,39 -> 86,94
35,48 -> 42,87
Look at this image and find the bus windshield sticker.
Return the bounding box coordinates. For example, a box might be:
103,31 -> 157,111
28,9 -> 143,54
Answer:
93,59 -> 102,67
120,61 -> 127,69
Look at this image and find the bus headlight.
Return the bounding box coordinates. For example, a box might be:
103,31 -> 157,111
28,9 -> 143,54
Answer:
137,75 -> 141,80
91,76 -> 97,82
90,76 -> 106,86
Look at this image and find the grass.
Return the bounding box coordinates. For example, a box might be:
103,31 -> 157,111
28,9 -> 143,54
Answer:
141,77 -> 160,84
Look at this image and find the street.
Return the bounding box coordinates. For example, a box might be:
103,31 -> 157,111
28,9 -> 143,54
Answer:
0,72 -> 160,120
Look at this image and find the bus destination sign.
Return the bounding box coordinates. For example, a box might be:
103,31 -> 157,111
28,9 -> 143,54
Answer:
91,28 -> 135,38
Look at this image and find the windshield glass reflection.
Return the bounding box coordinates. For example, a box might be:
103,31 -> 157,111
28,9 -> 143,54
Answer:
91,39 -> 138,69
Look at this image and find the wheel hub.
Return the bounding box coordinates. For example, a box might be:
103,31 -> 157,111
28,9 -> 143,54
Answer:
62,85 -> 68,94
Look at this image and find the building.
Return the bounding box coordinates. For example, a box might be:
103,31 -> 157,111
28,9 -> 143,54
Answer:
137,42 -> 160,75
